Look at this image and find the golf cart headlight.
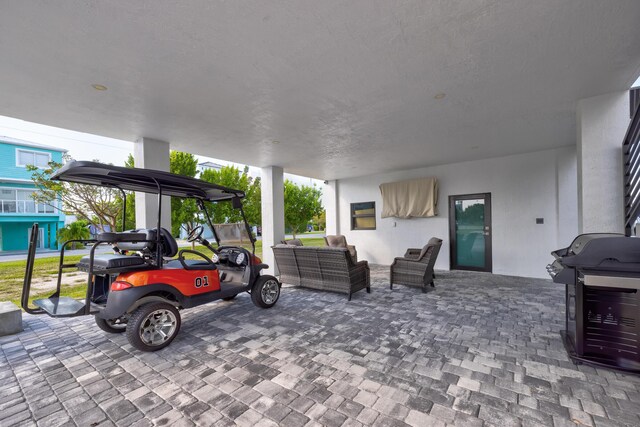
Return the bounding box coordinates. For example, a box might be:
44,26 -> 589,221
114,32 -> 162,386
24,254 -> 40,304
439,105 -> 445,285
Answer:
235,252 -> 245,265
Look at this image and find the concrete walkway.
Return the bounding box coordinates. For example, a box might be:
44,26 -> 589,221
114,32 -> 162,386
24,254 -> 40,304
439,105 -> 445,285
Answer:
1,266 -> 639,426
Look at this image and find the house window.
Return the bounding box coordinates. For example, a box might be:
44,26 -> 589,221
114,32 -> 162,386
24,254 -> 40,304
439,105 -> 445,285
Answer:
351,201 -> 376,230
0,188 -> 55,213
0,189 -> 17,213
16,149 -> 51,168
17,190 -> 36,213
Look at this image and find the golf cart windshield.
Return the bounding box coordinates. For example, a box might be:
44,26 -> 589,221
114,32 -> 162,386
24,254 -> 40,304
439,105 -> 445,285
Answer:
215,222 -> 254,245
51,160 -> 256,251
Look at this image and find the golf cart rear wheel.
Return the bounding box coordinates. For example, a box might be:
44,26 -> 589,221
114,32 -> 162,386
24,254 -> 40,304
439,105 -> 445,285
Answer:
95,316 -> 127,334
126,302 -> 181,352
251,275 -> 280,308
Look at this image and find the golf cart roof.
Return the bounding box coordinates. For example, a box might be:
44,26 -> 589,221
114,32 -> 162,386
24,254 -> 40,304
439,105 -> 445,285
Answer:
51,161 -> 244,201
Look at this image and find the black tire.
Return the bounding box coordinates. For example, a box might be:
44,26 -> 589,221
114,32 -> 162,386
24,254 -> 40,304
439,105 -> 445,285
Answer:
126,302 -> 181,352
95,316 -> 127,334
251,275 -> 281,308
222,295 -> 237,301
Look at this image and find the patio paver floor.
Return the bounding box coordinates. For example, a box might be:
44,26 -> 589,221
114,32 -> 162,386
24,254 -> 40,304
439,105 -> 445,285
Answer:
1,265 -> 640,426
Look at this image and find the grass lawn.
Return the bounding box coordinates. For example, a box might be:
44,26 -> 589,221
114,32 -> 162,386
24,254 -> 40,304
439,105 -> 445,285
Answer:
2,237 -> 326,308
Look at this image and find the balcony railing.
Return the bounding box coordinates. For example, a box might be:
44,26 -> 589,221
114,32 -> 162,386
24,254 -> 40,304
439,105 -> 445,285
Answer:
0,200 -> 56,214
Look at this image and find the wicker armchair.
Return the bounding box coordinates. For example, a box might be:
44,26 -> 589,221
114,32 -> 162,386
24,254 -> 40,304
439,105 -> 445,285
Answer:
390,238 -> 442,293
324,235 -> 357,262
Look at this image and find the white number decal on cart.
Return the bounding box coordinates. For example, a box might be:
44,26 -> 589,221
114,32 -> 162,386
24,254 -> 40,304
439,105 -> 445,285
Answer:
194,276 -> 209,288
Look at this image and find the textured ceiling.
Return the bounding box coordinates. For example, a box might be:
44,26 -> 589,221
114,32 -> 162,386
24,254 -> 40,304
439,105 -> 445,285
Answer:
1,1 -> 640,179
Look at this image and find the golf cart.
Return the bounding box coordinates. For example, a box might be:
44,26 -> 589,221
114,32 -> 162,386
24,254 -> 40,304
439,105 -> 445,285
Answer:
22,161 -> 281,351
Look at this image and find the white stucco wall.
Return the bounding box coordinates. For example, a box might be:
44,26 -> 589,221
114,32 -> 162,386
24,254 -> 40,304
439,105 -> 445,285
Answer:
333,147 -> 578,279
577,91 -> 629,234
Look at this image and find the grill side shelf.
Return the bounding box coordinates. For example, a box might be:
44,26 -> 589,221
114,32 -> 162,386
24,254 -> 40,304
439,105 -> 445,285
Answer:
583,274 -> 640,290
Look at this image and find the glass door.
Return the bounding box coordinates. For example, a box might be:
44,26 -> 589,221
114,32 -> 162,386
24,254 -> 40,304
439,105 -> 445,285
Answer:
449,193 -> 492,272
27,226 -> 44,249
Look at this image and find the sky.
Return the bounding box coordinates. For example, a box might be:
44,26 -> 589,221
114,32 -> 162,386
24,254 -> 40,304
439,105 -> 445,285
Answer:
0,115 -> 320,187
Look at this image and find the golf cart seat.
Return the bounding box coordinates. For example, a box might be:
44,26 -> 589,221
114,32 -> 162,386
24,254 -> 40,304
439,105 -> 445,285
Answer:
115,228 -> 179,257
78,254 -> 147,272
78,228 -> 178,273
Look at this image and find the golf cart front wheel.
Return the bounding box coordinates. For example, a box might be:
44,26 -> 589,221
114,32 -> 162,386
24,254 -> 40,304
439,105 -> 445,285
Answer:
126,302 -> 181,352
95,316 -> 127,333
251,276 -> 280,308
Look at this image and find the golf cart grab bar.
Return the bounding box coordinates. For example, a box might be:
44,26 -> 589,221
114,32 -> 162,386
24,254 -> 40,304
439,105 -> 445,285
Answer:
55,237 -> 99,300
22,223 -> 44,314
22,225 -> 99,314
176,250 -> 216,270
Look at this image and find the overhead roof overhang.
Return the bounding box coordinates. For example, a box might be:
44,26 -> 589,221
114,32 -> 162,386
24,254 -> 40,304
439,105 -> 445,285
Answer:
1,1 -> 640,180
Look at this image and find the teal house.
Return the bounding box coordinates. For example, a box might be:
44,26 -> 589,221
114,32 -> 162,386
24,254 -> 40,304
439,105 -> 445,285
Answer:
0,137 -> 65,252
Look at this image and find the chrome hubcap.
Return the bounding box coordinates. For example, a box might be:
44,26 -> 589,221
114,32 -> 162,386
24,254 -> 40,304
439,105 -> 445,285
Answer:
107,319 -> 126,330
139,309 -> 177,346
261,280 -> 279,304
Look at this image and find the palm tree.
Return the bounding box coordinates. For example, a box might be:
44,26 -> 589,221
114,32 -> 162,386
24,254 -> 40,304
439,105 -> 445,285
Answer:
57,221 -> 90,249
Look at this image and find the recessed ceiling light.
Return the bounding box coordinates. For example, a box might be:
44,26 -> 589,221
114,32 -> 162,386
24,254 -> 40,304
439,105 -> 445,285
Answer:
272,140 -> 280,144
434,93 -> 446,100
92,84 -> 108,91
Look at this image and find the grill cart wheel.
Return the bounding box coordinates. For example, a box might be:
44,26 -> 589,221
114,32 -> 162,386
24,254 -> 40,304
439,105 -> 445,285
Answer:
126,302 -> 181,352
251,275 -> 280,308
95,316 -> 127,333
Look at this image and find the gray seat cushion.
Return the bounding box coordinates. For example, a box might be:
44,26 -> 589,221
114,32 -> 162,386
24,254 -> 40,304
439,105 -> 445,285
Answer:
116,228 -> 179,258
78,254 -> 146,271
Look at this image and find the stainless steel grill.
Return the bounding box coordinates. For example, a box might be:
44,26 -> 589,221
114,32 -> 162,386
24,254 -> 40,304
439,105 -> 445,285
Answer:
548,233 -> 640,373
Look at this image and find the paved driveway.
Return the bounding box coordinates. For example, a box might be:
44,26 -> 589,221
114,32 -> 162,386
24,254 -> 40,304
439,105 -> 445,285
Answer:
1,266 -> 639,426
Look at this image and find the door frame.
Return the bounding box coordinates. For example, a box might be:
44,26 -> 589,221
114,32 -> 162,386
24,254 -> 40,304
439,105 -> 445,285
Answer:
449,193 -> 492,272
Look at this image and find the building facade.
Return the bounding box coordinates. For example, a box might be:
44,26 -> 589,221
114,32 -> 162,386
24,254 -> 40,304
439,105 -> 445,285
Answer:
0,137 -> 65,252
320,91 -> 633,280
196,161 -> 223,175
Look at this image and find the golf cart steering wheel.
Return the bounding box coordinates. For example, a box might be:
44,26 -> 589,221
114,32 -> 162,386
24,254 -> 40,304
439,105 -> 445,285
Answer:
187,225 -> 204,243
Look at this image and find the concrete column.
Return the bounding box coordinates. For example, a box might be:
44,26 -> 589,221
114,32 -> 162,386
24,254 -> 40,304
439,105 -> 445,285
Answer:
324,180 -> 339,235
261,166 -> 285,274
577,91 -> 629,234
133,137 -> 171,230
555,147 -> 579,246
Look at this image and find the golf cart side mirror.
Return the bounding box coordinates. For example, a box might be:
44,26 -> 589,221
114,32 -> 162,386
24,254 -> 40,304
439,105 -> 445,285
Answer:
232,197 -> 242,210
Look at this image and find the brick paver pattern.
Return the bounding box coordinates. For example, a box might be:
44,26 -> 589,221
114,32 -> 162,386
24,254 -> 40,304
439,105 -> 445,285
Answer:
1,265 -> 640,426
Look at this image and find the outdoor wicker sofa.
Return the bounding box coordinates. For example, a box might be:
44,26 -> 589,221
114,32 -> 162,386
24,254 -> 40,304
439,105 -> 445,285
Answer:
324,235 -> 358,261
272,245 -> 370,300
390,237 -> 442,293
